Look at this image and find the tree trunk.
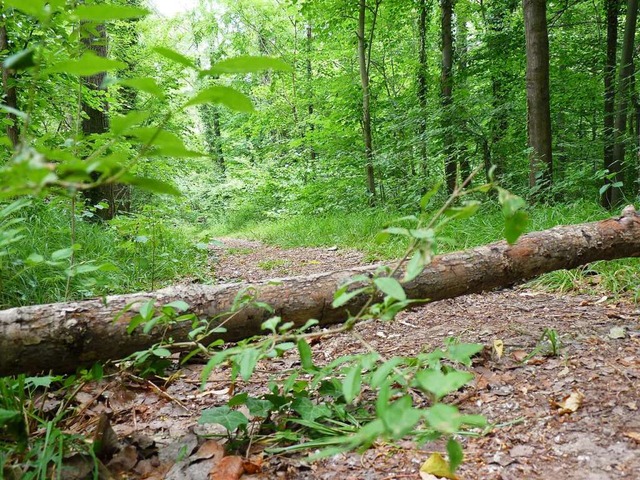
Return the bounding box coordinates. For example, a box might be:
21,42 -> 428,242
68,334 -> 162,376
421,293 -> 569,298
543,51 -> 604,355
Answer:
81,23 -> 124,220
602,0 -> 620,209
523,0 -> 553,190
609,0 -> 639,207
417,0 -> 429,178
358,0 -> 376,202
2,206 -> 640,376
0,24 -> 20,147
441,0 -> 456,194
306,23 -> 317,165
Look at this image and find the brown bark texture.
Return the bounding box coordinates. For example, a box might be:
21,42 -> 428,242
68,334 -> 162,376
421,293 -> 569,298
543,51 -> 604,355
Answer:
610,0 -> 639,207
523,0 -> 553,189
441,0 -> 455,194
2,208 -> 640,376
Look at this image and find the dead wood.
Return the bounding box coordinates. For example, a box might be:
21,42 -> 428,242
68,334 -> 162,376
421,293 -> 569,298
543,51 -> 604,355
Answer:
1,206 -> 639,376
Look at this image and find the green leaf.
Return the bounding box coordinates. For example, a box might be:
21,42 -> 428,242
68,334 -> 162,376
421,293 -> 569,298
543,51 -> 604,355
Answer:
403,250 -> 425,282
74,4 -> 149,21
71,263 -> 101,275
153,47 -> 196,69
124,176 -> 181,196
51,247 -> 74,261
0,104 -> 27,120
370,356 -> 405,388
374,277 -> 406,301
0,408 -> 27,445
120,77 -> 165,99
504,210 -> 529,244
292,397 -> 331,421
4,0 -> 57,18
414,369 -> 474,400
26,253 -> 44,265
3,48 -> 36,70
443,200 -> 481,220
185,86 -> 254,113
379,395 -> 423,438
297,338 -> 315,371
237,348 -> 260,381
446,343 -> 483,366
261,317 -> 281,333
111,111 -> 150,135
245,397 -> 273,418
128,127 -> 204,158
342,363 -> 362,403
203,56 -> 291,75
424,403 -> 462,434
152,347 -> 172,358
46,52 -> 126,76
420,183 -> 441,210
164,300 -> 189,312
139,299 -> 155,322
332,286 -> 367,308
199,406 -> 248,432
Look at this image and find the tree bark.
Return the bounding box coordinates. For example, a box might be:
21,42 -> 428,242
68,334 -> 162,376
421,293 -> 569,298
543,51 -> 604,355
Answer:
602,0 -> 620,208
2,207 -> 640,376
358,0 -> 377,202
417,0 -> 429,178
81,23 -> 125,220
523,0 -> 553,190
441,0 -> 456,194
609,0 -> 638,207
306,23 -> 317,165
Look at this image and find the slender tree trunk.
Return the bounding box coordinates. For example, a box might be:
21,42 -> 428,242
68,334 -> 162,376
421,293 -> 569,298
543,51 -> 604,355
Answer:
358,0 -> 376,202
306,24 -> 317,164
80,23 -> 130,220
0,24 -> 19,148
441,0 -> 456,194
417,0 -> 429,178
523,0 -> 553,191
603,0 -> 621,208
609,0 -> 639,207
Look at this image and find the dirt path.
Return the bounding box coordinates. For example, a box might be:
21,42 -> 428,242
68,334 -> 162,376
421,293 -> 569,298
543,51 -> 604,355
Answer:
206,239 -> 640,479
71,239 -> 640,479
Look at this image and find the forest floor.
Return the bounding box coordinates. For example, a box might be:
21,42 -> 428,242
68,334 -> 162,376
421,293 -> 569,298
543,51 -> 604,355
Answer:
64,238 -> 639,480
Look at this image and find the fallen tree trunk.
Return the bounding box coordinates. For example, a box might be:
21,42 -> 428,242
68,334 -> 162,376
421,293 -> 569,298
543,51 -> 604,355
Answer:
2,207 -> 640,376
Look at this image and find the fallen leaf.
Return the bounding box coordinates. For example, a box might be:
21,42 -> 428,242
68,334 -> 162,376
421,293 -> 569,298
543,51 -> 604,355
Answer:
210,455 -> 244,480
242,459 -> 261,474
552,390 -> 585,415
419,453 -> 458,480
192,440 -> 224,462
594,295 -> 608,305
107,445 -> 138,473
623,432 -> 640,443
512,350 -> 528,362
493,339 -> 504,359
608,327 -> 627,339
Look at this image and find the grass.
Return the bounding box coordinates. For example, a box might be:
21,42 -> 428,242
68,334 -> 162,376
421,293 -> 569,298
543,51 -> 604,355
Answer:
0,198 -> 209,308
210,199 -> 640,298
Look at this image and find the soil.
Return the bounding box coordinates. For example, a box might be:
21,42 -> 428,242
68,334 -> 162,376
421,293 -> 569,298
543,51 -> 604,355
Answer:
62,239 -> 640,479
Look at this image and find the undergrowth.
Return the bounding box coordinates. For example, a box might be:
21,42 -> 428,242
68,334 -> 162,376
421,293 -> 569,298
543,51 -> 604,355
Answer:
0,198 -> 209,308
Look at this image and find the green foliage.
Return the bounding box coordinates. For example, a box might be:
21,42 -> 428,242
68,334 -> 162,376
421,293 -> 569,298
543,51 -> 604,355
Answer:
0,369 -> 104,479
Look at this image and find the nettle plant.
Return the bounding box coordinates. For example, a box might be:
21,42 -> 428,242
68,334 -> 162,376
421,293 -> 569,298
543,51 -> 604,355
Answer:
126,169 -> 528,474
